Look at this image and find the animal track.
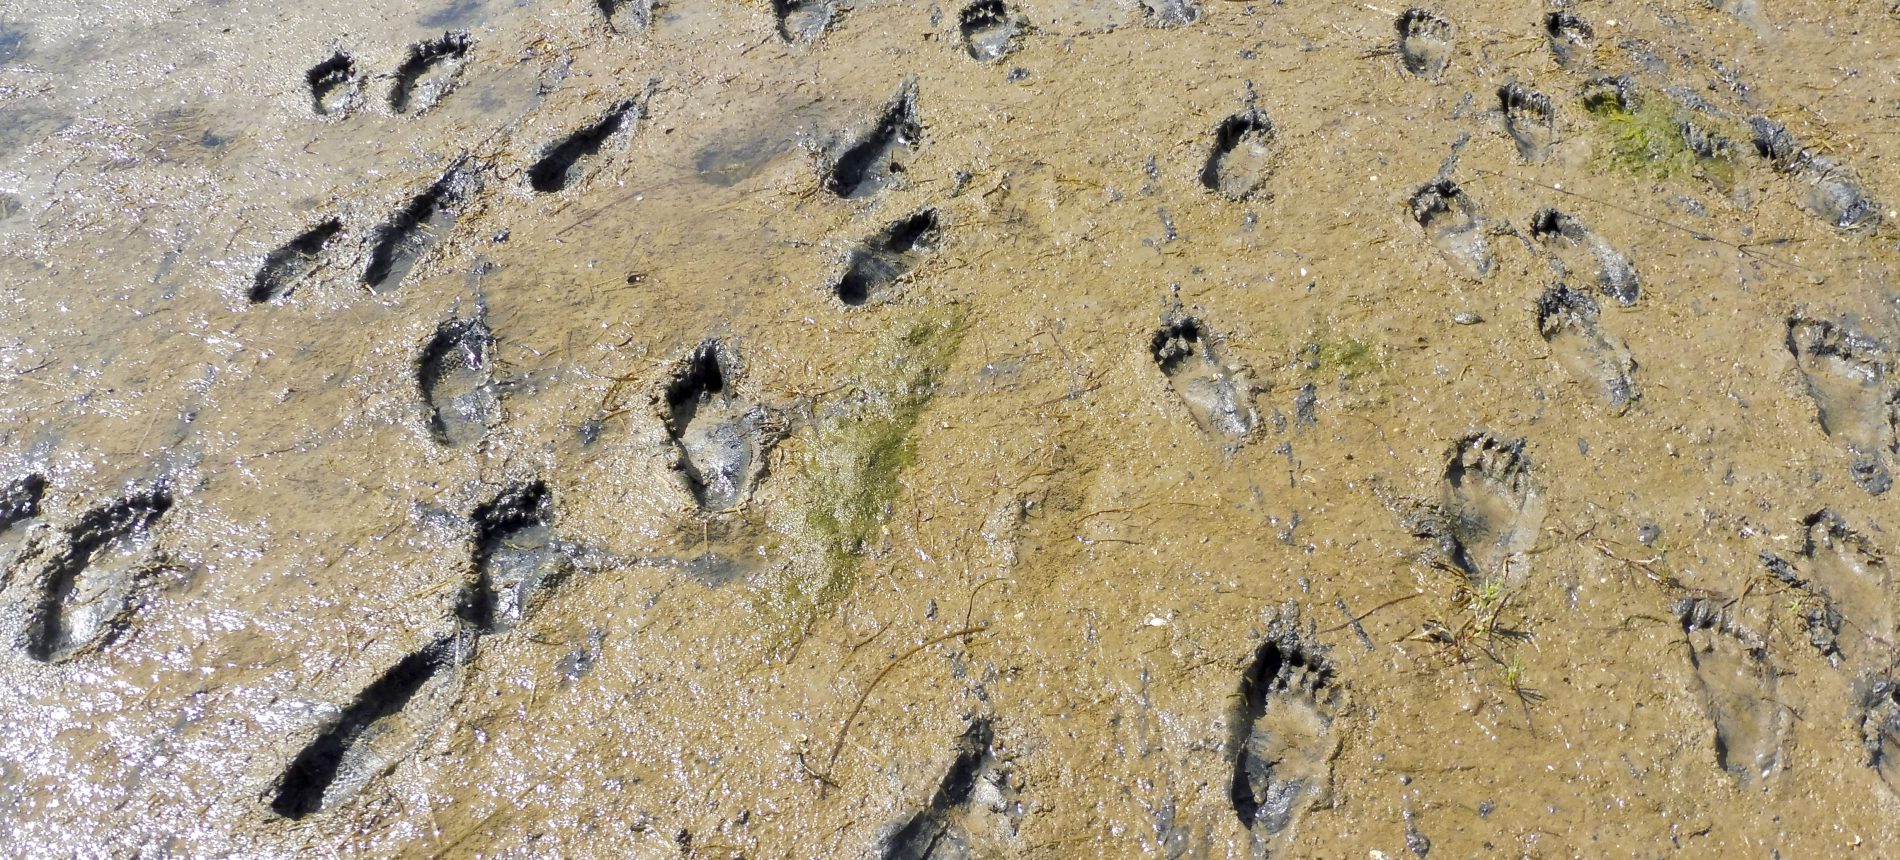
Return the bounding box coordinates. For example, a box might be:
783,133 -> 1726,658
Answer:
1786,315 -> 1898,495
1441,433 -> 1544,584
527,95 -> 646,193
1750,118 -> 1881,232
250,218 -> 343,304
1537,283 -> 1638,412
662,341 -> 774,511
1396,9 -> 1453,78
774,0 -> 837,44
17,488 -> 172,663
1408,179 -> 1491,278
824,80 -> 922,199
459,481 -> 570,633
1530,208 -> 1639,306
1498,83 -> 1554,164
270,632 -> 472,819
363,163 -> 479,292
1141,0 -> 1201,28
958,0 -> 1023,63
1765,510 -> 1892,670
418,317 -> 499,448
1150,313 -> 1260,443
1677,597 -> 1781,786
836,208 -> 940,306
388,32 -> 472,115
306,52 -> 361,118
596,0 -> 655,33
1230,610 -> 1337,856
881,717 -> 1022,860
1201,108 -> 1277,201
1544,11 -> 1594,66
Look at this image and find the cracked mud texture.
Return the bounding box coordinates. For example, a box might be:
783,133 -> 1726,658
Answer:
3,0 -> 1900,856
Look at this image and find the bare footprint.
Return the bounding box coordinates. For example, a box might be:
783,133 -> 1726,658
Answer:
1201,108 -> 1277,201
1408,180 -> 1491,279
881,716 -> 1023,860
1396,9 -> 1453,79
1766,510 -> 1893,671
1860,678 -> 1900,796
1230,608 -> 1338,855
1150,313 -> 1260,444
17,487 -> 173,663
1531,209 -> 1639,306
1544,11 -> 1594,67
1677,597 -> 1782,786
1786,315 -> 1898,495
661,341 -> 777,511
1498,83 -> 1554,164
1537,284 -> 1638,413
958,0 -> 1023,63
1441,433 -> 1545,585
1142,0 -> 1200,28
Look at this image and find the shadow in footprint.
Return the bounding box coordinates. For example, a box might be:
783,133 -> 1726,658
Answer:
18,487 -> 172,663
1441,433 -> 1545,585
388,32 -> 473,115
251,218 -> 343,304
662,341 -> 776,511
419,317 -> 499,448
1396,8 -> 1454,78
307,52 -> 362,118
1151,313 -> 1259,444
824,80 -> 922,199
837,209 -> 941,306
1536,284 -> 1637,413
459,481 -> 571,633
527,93 -> 648,193
958,0 -> 1023,63
1676,597 -> 1781,786
1408,179 -> 1491,279
364,164 -> 480,293
1786,315 -> 1897,495
270,632 -> 473,819
1230,606 -> 1338,856
882,716 -> 1022,860
1201,108 -> 1277,201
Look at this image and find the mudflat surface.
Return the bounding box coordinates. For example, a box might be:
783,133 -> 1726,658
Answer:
2,0 -> 1899,856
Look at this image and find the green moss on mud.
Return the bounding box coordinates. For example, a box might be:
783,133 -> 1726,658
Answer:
757,308 -> 968,635
1583,87 -> 1738,187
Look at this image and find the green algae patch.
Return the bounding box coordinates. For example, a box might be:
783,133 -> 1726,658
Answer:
757,308 -> 968,635
1309,331 -> 1383,381
1583,84 -> 1738,187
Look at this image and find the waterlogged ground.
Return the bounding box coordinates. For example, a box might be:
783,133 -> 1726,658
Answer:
2,0 -> 1899,856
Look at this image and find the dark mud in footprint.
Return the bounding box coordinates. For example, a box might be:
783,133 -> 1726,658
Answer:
836,208 -> 940,306
250,219 -> 343,304
1408,179 -> 1491,279
1440,433 -> 1545,584
1860,679 -> 1900,797
1201,108 -> 1277,201
1499,83 -> 1554,164
1150,313 -> 1259,444
958,0 -> 1023,63
661,341 -> 775,511
1141,0 -> 1200,28
459,481 -> 570,633
596,0 -> 654,33
17,488 -> 172,663
775,0 -> 837,44
1764,510 -> 1892,670
0,474 -> 47,587
270,632 -> 472,819
364,164 -> 479,293
1536,284 -> 1638,413
527,95 -> 646,193
388,32 -> 473,115
419,317 -> 499,448
881,716 -> 1022,860
1229,607 -> 1338,856
307,52 -> 361,118
1530,208 -> 1638,306
1544,11 -> 1594,67
823,80 -> 921,199
1676,597 -> 1781,786
1785,315 -> 1898,495
1750,118 -> 1881,232
1396,9 -> 1454,79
